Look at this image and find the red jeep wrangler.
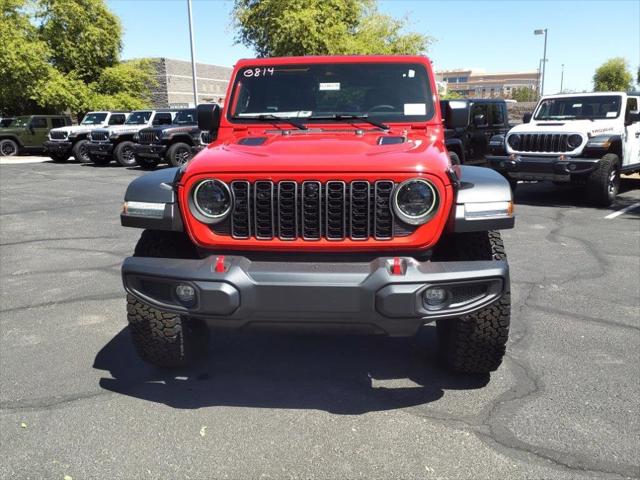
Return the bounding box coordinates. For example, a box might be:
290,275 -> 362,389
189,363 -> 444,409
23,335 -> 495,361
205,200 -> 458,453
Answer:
120,56 -> 515,374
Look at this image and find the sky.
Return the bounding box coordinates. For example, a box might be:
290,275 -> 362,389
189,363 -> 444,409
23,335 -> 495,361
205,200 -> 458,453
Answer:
108,0 -> 640,94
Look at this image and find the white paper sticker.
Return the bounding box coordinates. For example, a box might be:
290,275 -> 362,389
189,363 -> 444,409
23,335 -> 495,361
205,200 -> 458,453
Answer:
319,82 -> 340,91
606,111 -> 617,118
408,69 -> 415,78
572,103 -> 582,108
404,103 -> 426,115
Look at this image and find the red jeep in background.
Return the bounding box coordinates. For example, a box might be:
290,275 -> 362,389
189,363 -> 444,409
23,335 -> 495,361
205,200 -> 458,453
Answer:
120,55 -> 515,374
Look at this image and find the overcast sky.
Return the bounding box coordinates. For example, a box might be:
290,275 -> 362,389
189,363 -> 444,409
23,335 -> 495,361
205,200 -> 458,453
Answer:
108,0 -> 640,94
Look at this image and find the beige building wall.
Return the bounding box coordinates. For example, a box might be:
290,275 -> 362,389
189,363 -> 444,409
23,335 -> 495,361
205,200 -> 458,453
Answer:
436,69 -> 539,98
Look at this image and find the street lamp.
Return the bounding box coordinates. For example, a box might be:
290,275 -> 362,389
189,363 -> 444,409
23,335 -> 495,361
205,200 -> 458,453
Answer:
534,28 -> 548,96
560,64 -> 565,93
187,0 -> 198,107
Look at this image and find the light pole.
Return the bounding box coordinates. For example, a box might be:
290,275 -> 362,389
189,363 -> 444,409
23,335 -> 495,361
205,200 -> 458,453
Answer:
534,28 -> 548,96
187,0 -> 198,107
560,64 -> 565,93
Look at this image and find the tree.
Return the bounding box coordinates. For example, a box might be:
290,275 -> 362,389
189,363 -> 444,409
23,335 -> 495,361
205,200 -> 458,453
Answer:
37,0 -> 122,83
593,57 -> 632,92
86,60 -> 158,111
232,0 -> 431,57
511,87 -> 537,102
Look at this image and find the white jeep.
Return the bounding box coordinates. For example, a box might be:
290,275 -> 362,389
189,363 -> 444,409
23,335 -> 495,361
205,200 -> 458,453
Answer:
487,92 -> 640,206
44,111 -> 129,163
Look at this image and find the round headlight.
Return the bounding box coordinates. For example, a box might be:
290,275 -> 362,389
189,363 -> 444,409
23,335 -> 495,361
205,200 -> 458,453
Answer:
192,179 -> 232,221
567,134 -> 582,149
393,178 -> 438,225
507,134 -> 520,149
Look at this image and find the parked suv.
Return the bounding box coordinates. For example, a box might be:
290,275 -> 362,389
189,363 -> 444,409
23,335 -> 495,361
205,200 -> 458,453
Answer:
87,110 -> 177,166
44,111 -> 129,163
0,115 -> 71,156
120,56 -> 516,374
487,92 -> 640,205
441,99 -> 510,165
133,108 -> 210,169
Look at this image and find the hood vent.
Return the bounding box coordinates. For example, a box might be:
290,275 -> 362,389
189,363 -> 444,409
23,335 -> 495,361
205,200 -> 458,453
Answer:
535,122 -> 565,126
377,136 -> 405,145
238,137 -> 267,146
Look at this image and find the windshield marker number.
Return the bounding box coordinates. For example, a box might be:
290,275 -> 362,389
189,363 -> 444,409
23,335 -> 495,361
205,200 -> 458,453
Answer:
244,67 -> 275,78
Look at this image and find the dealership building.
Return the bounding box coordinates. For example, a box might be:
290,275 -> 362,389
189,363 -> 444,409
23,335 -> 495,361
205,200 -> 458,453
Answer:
147,58 -> 233,108
435,69 -> 539,98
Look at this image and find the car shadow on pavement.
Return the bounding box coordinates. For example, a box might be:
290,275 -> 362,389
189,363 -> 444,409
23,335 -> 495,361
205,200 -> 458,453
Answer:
513,177 -> 640,213
93,326 -> 489,414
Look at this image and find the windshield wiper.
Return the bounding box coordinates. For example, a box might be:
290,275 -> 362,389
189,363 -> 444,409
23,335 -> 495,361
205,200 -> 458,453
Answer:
306,114 -> 389,131
241,114 -> 308,130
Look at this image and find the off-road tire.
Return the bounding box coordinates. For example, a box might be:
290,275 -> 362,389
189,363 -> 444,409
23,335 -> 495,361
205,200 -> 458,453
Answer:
167,142 -> 193,168
586,153 -> 619,207
432,231 -> 510,374
71,139 -> 90,163
50,153 -> 69,162
0,138 -> 19,156
135,155 -> 161,170
88,154 -> 111,166
114,141 -> 137,167
127,230 -> 206,367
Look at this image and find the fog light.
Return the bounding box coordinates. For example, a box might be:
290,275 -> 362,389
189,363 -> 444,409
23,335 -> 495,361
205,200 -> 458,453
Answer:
424,287 -> 448,307
176,284 -> 195,305
569,163 -> 576,171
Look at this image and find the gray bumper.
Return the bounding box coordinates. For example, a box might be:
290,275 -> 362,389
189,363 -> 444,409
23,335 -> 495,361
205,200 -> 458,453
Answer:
87,141 -> 114,155
43,140 -> 72,153
486,154 -> 599,181
122,255 -> 509,336
134,143 -> 167,158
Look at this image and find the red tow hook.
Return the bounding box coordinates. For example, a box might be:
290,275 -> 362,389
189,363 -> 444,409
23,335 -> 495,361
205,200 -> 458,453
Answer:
391,257 -> 403,275
215,255 -> 226,273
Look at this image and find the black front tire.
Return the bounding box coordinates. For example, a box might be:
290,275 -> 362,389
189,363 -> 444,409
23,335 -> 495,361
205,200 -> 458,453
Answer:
72,139 -> 90,163
449,152 -> 461,166
50,153 -> 69,162
587,153 -> 619,207
135,155 -> 161,170
127,230 -> 207,368
114,141 -> 137,167
432,231 -> 510,374
167,142 -> 194,168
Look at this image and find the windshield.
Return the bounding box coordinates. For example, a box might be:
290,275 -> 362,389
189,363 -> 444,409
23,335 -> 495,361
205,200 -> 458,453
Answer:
125,111 -> 152,125
534,96 -> 622,120
9,116 -> 30,128
173,109 -> 196,125
81,113 -> 108,125
229,63 -> 434,124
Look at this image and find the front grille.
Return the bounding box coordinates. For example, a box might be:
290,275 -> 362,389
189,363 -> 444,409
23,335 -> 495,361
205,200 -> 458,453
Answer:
514,133 -> 570,153
49,130 -> 67,140
138,131 -> 158,144
91,131 -> 109,142
224,180 -> 398,241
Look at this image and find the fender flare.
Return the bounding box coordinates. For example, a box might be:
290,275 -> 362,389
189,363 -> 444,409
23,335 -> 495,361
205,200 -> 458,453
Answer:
444,138 -> 465,162
121,167 -> 184,231
0,135 -> 23,148
583,134 -> 623,159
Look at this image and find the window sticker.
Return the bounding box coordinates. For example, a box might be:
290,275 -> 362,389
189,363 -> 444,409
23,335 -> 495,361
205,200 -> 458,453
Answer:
319,82 -> 340,91
572,103 -> 582,108
404,103 -> 426,115
606,111 -> 617,118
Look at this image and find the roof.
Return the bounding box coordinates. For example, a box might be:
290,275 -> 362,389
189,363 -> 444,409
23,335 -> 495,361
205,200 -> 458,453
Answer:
541,91 -> 628,99
235,55 -> 431,67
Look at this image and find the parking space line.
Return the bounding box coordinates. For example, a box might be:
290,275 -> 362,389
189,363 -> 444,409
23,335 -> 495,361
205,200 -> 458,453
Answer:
604,202 -> 640,219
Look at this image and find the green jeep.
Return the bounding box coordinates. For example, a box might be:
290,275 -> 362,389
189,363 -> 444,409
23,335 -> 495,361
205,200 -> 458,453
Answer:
0,115 -> 71,156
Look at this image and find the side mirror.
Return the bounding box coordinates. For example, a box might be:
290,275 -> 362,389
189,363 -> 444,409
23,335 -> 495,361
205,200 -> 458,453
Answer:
625,110 -> 640,125
197,103 -> 221,132
442,101 -> 469,129
522,112 -> 533,123
473,114 -> 486,127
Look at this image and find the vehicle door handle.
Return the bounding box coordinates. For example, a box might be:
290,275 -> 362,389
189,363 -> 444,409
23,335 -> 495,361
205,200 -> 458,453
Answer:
635,132 -> 640,138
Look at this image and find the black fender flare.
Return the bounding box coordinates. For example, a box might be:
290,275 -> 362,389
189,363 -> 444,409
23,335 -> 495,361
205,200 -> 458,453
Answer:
583,134 -> 623,159
444,138 -> 465,162
0,135 -> 23,148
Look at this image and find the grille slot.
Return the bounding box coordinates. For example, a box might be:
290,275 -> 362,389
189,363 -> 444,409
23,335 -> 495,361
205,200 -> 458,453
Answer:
517,133 -> 570,153
91,131 -> 109,142
226,180 -> 401,241
49,130 -> 67,140
138,131 -> 157,144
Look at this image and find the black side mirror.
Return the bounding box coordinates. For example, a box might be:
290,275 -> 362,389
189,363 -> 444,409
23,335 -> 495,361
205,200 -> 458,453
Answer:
473,114 -> 486,127
522,112 -> 533,123
197,103 -> 221,132
442,101 -> 469,129
625,110 -> 640,125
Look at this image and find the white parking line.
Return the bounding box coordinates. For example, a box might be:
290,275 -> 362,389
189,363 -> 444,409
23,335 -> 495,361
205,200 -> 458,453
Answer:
604,202 -> 640,219
0,156 -> 49,165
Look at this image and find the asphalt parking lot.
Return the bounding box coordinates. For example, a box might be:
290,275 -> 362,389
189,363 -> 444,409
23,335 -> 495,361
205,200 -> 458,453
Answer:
0,158 -> 639,480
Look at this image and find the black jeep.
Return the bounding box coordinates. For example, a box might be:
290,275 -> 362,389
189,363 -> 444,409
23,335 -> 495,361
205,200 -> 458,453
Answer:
441,99 -> 510,165
134,109 -> 210,169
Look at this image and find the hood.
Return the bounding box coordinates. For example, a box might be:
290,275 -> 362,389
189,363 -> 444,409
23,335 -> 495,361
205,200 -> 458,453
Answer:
139,124 -> 197,134
186,128 -> 448,175
509,118 -> 622,137
98,124 -> 148,135
51,124 -> 104,135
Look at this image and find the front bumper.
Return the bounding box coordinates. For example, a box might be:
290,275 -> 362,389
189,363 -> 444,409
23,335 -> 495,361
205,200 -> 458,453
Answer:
134,143 -> 167,159
87,141 -> 114,156
43,140 -> 72,153
122,255 -> 509,336
486,154 -> 599,182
